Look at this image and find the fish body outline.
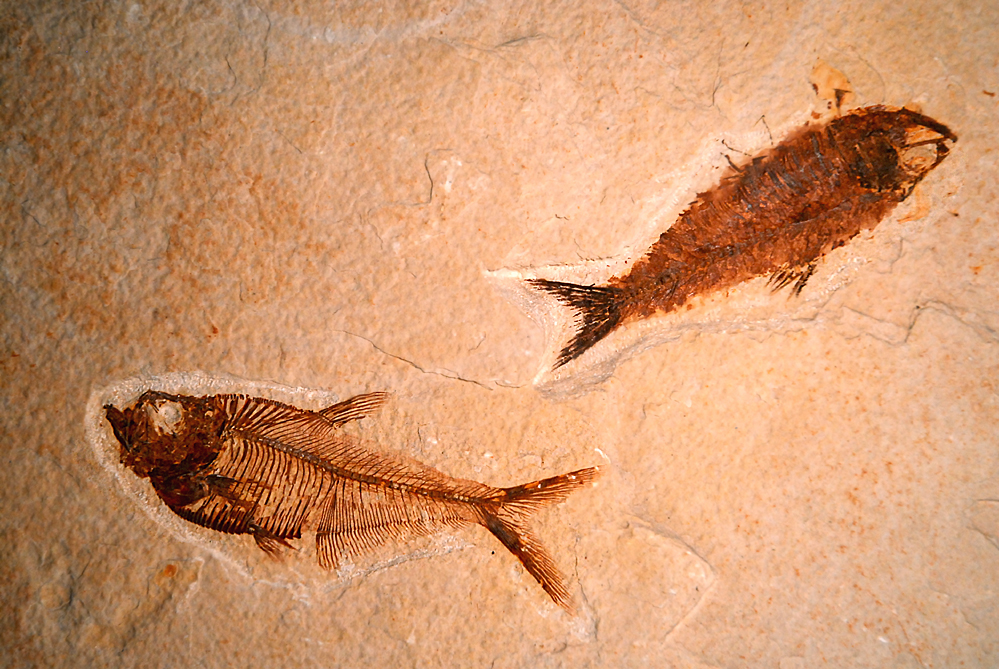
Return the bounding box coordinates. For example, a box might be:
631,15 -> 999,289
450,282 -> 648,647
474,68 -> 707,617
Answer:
529,105 -> 957,368
105,390 -> 598,610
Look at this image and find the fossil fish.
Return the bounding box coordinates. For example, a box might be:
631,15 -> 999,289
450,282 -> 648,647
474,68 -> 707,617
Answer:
528,105 -> 957,368
104,390 -> 598,610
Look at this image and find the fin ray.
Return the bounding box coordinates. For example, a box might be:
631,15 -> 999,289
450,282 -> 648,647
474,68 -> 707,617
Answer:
769,260 -> 817,295
485,466 -> 600,611
527,279 -> 624,367
318,392 -> 391,428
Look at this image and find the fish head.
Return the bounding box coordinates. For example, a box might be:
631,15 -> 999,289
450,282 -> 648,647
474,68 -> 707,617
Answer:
105,391 -> 223,478
887,108 -> 957,180
838,107 -> 956,195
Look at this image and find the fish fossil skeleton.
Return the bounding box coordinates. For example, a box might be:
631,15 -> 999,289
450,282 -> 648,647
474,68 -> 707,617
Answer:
105,390 -> 599,610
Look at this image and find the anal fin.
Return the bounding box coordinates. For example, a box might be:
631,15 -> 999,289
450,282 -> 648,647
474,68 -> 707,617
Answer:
249,522 -> 297,557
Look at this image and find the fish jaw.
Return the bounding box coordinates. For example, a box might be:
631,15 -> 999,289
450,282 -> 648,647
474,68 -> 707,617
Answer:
897,121 -> 956,177
832,107 -> 956,197
869,107 -> 957,184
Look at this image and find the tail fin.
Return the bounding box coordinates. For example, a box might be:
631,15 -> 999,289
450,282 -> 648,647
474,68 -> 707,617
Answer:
526,279 -> 624,368
483,467 -> 600,611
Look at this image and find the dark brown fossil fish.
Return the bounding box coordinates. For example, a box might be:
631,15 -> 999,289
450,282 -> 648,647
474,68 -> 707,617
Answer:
104,390 -> 598,610
529,106 -> 957,367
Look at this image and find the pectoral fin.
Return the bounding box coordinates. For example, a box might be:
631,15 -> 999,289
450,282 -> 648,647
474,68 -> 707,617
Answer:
769,260 -> 817,296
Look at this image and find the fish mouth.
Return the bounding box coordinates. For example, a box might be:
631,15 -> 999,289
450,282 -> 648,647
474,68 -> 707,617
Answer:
899,122 -> 957,175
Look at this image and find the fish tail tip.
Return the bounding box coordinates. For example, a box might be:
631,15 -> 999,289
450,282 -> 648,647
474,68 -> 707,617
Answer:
526,278 -> 625,366
552,349 -> 577,369
549,588 -> 577,614
569,466 -> 601,484
485,465 -> 601,610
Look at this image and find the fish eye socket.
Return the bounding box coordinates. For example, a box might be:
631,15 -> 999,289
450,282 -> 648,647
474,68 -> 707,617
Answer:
144,399 -> 185,435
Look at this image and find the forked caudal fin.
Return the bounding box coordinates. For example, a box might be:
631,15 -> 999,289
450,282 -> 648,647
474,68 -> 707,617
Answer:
484,466 -> 600,611
527,279 -> 625,368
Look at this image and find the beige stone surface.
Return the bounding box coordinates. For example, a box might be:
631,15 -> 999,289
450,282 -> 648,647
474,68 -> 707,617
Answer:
2,1 -> 997,667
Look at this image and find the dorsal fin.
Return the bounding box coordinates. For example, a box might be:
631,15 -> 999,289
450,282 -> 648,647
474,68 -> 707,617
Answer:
318,391 -> 390,428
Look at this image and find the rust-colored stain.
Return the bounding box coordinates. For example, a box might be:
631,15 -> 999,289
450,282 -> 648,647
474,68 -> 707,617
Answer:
105,391 -> 599,610
529,106 -> 957,367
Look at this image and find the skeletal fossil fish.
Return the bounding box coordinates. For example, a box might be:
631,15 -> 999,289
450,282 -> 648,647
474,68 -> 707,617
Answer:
528,105 -> 957,368
105,390 -> 598,610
